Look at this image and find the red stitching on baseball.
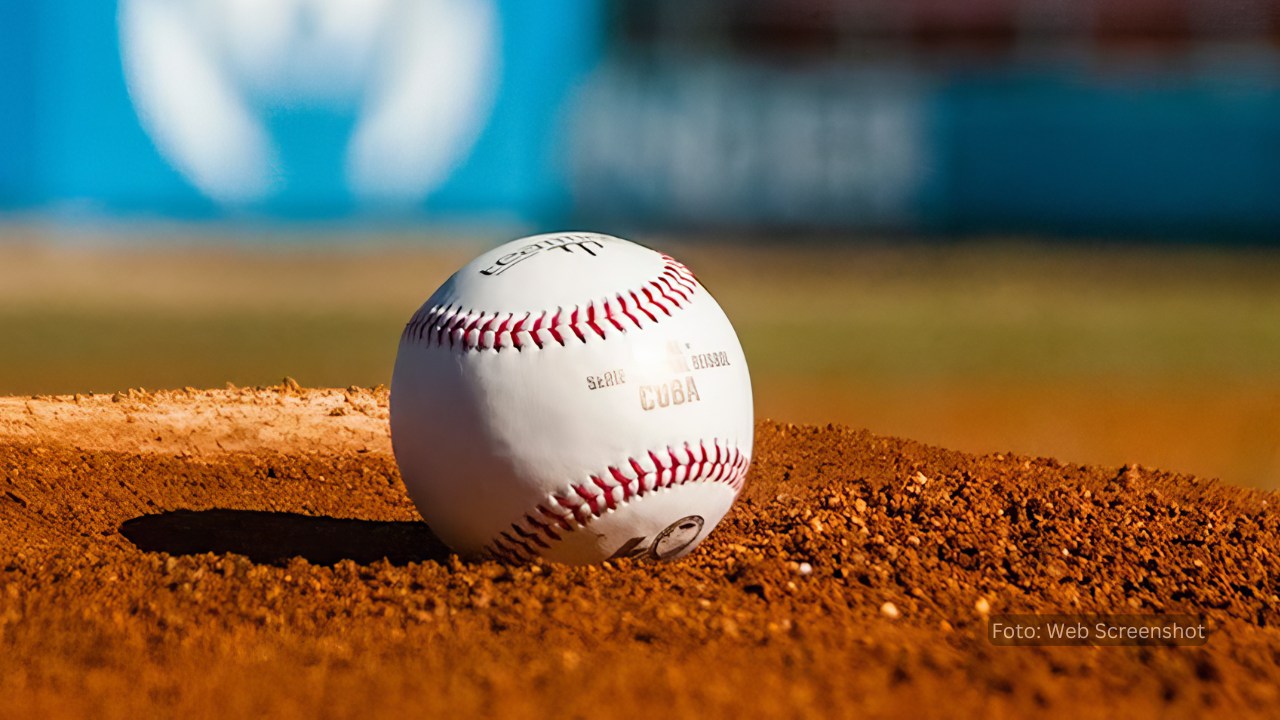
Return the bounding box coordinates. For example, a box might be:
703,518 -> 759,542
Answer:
483,439 -> 749,563
487,539 -> 517,563
629,290 -> 658,323
401,260 -> 700,351
658,275 -> 690,303
641,286 -> 669,317
660,255 -> 699,294
525,514 -> 562,542
501,530 -> 536,558
574,484 -> 601,515
609,295 -> 625,323
537,505 -> 573,533
568,308 -> 587,343
586,303 -> 607,339
595,474 -> 620,510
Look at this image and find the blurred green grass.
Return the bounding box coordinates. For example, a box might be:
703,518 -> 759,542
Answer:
2,237 -> 1278,487
5,240 -> 1279,392
2,311 -> 402,393
742,296 -> 1280,387
714,243 -> 1280,384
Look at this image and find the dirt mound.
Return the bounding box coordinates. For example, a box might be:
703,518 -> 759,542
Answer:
2,393 -> 1279,718
0,384 -> 391,456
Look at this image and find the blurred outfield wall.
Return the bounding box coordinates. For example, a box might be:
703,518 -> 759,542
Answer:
2,0 -> 1280,237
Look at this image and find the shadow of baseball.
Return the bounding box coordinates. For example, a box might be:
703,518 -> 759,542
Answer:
120,509 -> 449,567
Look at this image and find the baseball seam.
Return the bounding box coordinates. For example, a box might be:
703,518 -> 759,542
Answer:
400,255 -> 700,352
485,438 -> 750,563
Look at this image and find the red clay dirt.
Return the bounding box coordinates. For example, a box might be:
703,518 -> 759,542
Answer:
2,387 -> 1279,718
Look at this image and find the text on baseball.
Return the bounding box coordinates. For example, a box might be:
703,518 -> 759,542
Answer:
586,369 -> 627,390
690,351 -> 730,370
478,235 -> 605,276
640,376 -> 701,411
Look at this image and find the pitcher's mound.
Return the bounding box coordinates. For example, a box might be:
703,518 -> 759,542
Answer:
1,388 -> 1277,718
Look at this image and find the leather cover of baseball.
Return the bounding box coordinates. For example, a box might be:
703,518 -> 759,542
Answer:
390,232 -> 753,564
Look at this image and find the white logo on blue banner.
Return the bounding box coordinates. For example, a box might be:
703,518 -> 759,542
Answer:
119,0 -> 499,205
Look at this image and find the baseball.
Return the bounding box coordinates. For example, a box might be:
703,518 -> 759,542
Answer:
390,232 -> 753,564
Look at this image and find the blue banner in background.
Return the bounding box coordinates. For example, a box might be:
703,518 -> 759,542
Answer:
0,0 -> 603,223
0,2 -> 38,208
568,60 -> 1280,239
2,1 -> 1280,238
934,72 -> 1280,238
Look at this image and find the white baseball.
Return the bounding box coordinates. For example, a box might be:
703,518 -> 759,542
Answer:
390,232 -> 753,564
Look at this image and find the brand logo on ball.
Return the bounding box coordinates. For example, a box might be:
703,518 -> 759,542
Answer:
479,234 -> 607,277
608,515 -> 706,561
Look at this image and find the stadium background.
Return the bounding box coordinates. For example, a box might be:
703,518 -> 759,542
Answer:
2,0 -> 1278,488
